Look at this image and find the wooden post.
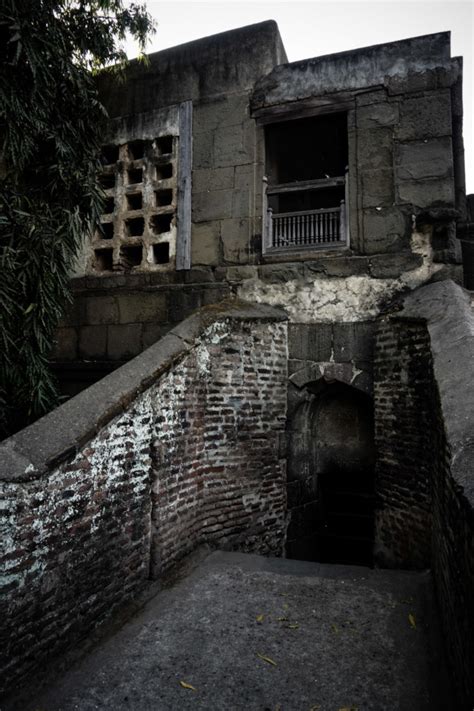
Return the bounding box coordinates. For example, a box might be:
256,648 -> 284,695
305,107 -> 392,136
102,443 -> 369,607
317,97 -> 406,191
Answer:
176,100 -> 192,270
344,166 -> 350,246
339,201 -> 346,242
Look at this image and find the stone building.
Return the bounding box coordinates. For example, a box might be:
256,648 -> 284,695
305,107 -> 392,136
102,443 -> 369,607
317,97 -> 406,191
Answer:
2,21 -> 473,707
54,21 -> 467,564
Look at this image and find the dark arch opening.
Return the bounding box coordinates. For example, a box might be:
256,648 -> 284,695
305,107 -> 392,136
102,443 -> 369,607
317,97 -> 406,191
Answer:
286,381 -> 375,566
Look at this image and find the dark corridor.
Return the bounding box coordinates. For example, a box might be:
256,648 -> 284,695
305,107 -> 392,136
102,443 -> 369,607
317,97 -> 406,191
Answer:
286,382 -> 375,566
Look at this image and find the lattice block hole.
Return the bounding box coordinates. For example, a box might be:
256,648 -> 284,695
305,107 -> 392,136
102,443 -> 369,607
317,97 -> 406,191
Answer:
152,242 -> 170,264
120,244 -> 142,269
150,213 -> 173,235
126,193 -> 143,211
155,189 -> 173,207
94,248 -> 113,271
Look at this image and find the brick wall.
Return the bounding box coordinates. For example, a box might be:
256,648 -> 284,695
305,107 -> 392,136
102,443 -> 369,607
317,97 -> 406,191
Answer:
373,318 -> 433,568
0,302 -> 288,697
373,281 -> 474,706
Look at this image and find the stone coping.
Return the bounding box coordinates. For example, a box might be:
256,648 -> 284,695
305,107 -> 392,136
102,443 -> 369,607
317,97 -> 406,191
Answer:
396,279 -> 474,507
0,299 -> 287,483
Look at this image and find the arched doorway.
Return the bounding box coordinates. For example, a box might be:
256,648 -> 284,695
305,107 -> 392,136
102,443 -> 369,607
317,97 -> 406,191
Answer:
286,381 -> 375,566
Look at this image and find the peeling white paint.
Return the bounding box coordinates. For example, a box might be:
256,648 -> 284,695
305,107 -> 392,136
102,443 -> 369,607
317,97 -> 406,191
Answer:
238,231 -> 442,323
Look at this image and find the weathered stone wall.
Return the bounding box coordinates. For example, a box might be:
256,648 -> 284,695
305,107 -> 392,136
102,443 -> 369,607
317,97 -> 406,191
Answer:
373,281 -> 474,706
0,301 -> 288,697
55,28 -> 465,390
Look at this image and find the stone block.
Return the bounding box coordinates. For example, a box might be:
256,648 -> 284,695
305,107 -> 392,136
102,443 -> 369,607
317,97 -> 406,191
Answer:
258,264 -> 304,283
85,296 -> 118,326
368,252 -> 423,278
193,94 -> 248,134
220,218 -> 250,264
142,322 -> 170,350
355,89 -> 388,107
78,325 -> 107,359
357,128 -> 393,170
362,208 -> 409,254
213,121 -> 254,168
397,92 -> 452,141
361,169 -> 394,208
53,328 -> 78,360
192,130 -> 214,169
168,289 -> 203,323
395,137 -> 453,181
107,324 -> 142,360
184,268 -> 215,284
288,324 -> 333,361
225,266 -> 258,282
117,293 -> 167,324
317,256 -> 370,277
234,163 -> 257,190
191,222 -> 220,266
357,102 -> 399,128
333,322 -> 375,362
232,189 -> 252,219
396,179 -> 455,208
193,167 -> 234,193
192,189 -> 233,222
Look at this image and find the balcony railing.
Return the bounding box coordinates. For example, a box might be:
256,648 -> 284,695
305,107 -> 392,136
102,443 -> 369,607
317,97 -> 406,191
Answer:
262,171 -> 350,254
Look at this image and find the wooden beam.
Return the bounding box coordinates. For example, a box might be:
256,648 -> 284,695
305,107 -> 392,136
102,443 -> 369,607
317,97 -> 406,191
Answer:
176,100 -> 192,270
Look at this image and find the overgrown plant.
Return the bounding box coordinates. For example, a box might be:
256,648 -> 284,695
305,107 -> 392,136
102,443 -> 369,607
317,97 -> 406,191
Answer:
0,0 -> 155,438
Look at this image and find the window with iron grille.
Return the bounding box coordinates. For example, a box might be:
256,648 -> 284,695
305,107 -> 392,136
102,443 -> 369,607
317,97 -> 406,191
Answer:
263,113 -> 349,254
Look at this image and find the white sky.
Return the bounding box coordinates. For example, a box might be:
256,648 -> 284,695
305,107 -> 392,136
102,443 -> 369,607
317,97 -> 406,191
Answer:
126,0 -> 473,193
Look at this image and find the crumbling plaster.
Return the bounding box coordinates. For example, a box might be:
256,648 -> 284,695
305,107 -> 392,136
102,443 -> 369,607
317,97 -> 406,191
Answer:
238,229 -> 443,322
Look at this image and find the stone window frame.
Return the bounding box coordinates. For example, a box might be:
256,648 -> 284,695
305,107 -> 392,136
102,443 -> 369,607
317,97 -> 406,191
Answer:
89,102 -> 192,274
255,99 -> 359,259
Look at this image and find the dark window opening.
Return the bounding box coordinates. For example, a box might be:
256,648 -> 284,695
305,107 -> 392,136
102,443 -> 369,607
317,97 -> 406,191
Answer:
101,145 -> 119,165
264,113 -> 349,251
155,163 -> 173,181
98,222 -> 114,240
150,213 -> 173,235
120,244 -> 142,269
99,172 -> 115,190
128,140 -> 145,160
266,113 -> 348,185
153,242 -> 170,264
127,167 -> 143,185
125,217 -> 145,237
126,193 -> 143,211
94,248 -> 113,271
103,197 -> 114,214
155,189 -> 173,207
156,136 -> 173,155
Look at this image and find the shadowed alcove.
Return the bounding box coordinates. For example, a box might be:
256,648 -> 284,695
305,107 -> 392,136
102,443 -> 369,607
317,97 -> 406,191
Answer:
286,381 -> 375,566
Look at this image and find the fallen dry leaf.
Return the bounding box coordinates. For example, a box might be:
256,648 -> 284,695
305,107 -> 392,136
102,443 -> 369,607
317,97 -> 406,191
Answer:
287,623 -> 300,629
332,623 -> 339,634
179,681 -> 197,691
257,652 -> 277,666
408,613 -> 416,629
339,707 -> 358,711
256,614 -> 265,623
277,616 -> 288,622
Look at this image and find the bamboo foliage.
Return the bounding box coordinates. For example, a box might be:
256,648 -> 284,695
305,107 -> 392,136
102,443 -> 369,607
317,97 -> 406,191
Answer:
0,0 -> 155,437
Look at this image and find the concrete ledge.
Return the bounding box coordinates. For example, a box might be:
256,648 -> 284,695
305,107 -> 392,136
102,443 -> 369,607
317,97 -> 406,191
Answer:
397,280 -> 474,506
0,299 -> 287,482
